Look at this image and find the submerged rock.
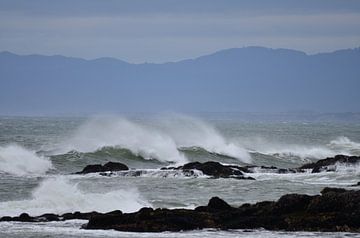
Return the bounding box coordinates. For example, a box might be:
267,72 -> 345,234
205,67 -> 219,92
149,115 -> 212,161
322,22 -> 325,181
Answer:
76,161 -> 129,174
350,182 -> 360,187
161,161 -> 255,180
83,187 -> 360,232
298,155 -> 360,173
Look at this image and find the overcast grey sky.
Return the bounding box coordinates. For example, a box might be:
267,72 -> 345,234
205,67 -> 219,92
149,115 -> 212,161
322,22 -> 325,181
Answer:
1,0 -> 360,63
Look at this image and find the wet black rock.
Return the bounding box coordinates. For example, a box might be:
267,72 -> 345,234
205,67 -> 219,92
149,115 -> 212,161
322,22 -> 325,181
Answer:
298,155 -> 360,173
83,188 -> 360,232
2,188 -> 360,232
76,161 -> 129,174
0,211 -> 104,222
161,161 -> 255,180
350,182 -> 360,187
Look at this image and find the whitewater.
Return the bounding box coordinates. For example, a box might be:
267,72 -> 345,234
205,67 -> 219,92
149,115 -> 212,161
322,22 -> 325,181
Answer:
0,114 -> 360,237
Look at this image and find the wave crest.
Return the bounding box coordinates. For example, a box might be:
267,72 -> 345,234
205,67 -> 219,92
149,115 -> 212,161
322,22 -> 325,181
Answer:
56,115 -> 251,164
57,117 -> 187,164
0,144 -> 52,176
0,176 -> 149,216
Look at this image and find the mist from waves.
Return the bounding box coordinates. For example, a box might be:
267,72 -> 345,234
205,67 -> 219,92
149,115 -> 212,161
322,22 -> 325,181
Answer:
0,144 -> 53,176
239,136 -> 360,164
55,115 -> 252,164
0,176 -> 149,216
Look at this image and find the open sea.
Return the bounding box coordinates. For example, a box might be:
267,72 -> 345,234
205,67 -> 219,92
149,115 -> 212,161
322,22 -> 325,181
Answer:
0,113 -> 360,237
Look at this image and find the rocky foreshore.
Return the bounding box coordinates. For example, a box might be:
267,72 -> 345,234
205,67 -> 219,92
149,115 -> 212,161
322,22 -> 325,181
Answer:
76,161 -> 129,174
298,154 -> 360,173
74,155 -> 360,179
161,161 -> 255,179
2,187 -> 360,232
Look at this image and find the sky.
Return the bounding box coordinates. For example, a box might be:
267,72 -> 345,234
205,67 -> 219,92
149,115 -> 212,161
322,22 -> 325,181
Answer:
0,0 -> 360,63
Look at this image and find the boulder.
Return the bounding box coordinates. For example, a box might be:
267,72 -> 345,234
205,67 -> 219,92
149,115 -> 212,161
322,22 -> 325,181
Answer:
76,162 -> 129,174
298,155 -> 360,173
84,188 -> 360,232
162,161 -> 255,180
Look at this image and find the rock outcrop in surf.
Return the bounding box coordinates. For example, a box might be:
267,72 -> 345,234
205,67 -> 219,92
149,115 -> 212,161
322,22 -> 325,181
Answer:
3,187 -> 359,232
76,161 -> 129,174
83,187 -> 360,232
74,155 -> 360,178
297,155 -> 360,173
161,161 -> 255,180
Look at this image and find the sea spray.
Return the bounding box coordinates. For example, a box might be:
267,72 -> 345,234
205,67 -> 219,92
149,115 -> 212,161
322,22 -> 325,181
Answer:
0,176 -> 150,216
237,136 -> 357,162
58,116 -> 187,164
0,144 -> 52,176
154,114 -> 252,163
328,136 -> 360,153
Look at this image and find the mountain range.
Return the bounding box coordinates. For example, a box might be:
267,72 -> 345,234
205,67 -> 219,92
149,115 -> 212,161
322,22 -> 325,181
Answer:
0,46 -> 359,115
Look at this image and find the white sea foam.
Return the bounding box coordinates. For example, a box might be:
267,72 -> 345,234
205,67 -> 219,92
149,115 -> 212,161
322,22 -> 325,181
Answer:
242,136 -> 360,162
0,144 -> 52,176
243,137 -> 336,161
58,116 -> 187,164
57,115 -> 251,164
86,168 -> 208,179
0,176 -> 149,216
155,114 -> 251,163
328,136 -> 360,153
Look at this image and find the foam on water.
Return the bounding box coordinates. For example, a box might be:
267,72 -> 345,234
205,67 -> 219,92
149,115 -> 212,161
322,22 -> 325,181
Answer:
56,115 -> 252,164
328,136 -> 360,153
155,114 -> 251,163
241,136 -> 360,162
82,168 -> 208,179
0,144 -> 52,176
0,176 -> 149,216
0,221 -> 357,238
57,116 -> 187,164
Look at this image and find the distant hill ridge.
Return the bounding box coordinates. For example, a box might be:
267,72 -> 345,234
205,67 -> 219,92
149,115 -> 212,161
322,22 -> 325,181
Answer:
0,47 -> 359,115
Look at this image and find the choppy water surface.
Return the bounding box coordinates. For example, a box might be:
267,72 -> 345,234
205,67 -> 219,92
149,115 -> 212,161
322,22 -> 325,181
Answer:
0,114 -> 360,237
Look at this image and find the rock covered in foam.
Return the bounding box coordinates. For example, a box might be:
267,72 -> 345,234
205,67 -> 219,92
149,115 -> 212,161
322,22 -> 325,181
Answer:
76,161 -> 129,174
162,161 -> 255,180
298,155 -> 360,173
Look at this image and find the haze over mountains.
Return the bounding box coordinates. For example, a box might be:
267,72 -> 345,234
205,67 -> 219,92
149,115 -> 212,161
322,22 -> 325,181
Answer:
0,46 -> 359,116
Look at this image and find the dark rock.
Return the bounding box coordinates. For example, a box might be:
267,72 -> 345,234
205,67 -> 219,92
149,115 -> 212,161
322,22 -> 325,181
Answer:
350,182 -> 360,187
76,162 -> 129,174
208,197 -> 233,211
18,213 -> 32,222
103,162 -> 129,171
298,155 -> 360,173
83,188 -> 360,232
36,213 -> 60,222
273,194 -> 312,214
0,216 -> 12,222
320,187 -> 347,194
162,161 -> 255,180
2,188 -> 360,232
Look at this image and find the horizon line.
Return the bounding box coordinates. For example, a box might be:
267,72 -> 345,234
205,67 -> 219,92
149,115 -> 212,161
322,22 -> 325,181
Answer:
1,45 -> 359,65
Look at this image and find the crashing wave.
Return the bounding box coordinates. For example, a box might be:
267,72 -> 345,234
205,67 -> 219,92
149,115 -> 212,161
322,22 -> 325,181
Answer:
0,144 -> 52,176
0,176 -> 149,216
53,115 -> 251,164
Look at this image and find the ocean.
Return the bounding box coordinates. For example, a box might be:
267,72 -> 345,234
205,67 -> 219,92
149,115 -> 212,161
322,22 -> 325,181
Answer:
0,114 -> 360,237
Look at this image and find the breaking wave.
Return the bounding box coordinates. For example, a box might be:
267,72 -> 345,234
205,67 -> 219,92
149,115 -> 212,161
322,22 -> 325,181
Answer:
328,136 -> 360,153
0,144 -> 52,176
154,114 -> 251,163
55,115 -> 251,164
0,176 -> 149,216
241,136 -> 360,164
57,117 -> 187,164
